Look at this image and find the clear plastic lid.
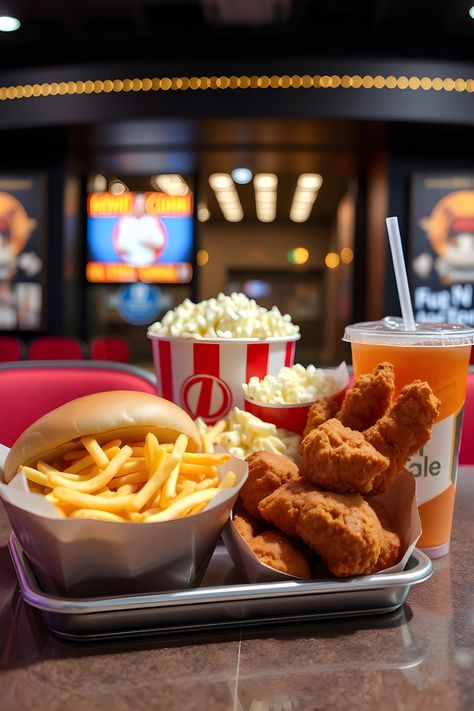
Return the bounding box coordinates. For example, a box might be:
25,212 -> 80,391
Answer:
343,317 -> 474,347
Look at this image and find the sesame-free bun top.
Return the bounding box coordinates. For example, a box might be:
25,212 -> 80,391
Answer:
4,390 -> 202,483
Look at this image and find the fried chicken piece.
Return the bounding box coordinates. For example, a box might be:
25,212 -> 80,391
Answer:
233,504 -> 312,579
303,397 -> 339,437
258,480 -> 382,577
366,500 -> 402,572
300,418 -> 390,494
337,362 -> 395,432
365,380 -> 440,494
240,451 -> 300,520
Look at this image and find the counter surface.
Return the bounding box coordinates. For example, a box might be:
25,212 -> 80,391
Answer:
1,470 -> 473,711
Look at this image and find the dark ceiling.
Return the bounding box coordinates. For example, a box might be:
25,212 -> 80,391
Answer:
0,0 -> 473,71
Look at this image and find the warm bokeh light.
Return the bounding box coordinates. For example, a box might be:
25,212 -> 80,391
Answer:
340,247 -> 354,264
287,247 -> 310,265
325,252 -> 340,269
197,203 -> 210,222
293,247 -> 310,264
196,249 -> 209,266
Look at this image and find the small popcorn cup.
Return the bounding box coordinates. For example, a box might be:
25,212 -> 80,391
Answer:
148,333 -> 300,425
243,362 -> 350,435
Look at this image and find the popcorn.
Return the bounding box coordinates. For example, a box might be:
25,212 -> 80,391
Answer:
196,408 -> 301,463
243,363 -> 339,404
147,292 -> 299,340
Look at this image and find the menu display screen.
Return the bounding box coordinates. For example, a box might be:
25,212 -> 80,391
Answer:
86,191 -> 194,284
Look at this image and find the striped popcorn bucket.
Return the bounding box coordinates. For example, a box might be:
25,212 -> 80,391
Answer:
148,334 -> 300,424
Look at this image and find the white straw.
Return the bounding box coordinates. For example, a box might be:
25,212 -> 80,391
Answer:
386,216 -> 416,330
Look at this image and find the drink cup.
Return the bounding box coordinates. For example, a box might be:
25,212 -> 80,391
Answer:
148,333 -> 300,425
343,317 -> 474,559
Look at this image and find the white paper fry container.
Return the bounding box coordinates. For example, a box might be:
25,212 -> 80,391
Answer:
0,443 -> 248,597
222,468 -> 421,583
148,333 -> 300,425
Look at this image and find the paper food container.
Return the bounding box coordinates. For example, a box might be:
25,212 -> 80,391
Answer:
0,443 -> 248,597
221,467 -> 421,583
243,362 -> 350,436
148,333 -> 300,425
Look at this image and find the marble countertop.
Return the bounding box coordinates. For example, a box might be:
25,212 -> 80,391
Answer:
0,470 -> 473,711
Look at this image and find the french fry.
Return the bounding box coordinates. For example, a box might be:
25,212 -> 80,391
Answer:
21,466 -> 49,487
195,477 -> 219,491
47,446 -> 133,493
143,488 -> 219,522
80,436 -> 110,468
133,435 -> 188,512
64,442 -> 121,474
109,471 -> 148,489
69,509 -> 129,522
179,463 -> 219,477
53,487 -> 134,512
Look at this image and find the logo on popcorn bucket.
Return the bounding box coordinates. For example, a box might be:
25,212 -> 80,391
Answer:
181,374 -> 232,424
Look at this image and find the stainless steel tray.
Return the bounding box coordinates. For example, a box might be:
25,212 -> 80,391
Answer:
8,532 -> 433,641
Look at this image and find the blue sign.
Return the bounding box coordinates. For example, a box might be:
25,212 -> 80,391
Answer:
117,283 -> 162,325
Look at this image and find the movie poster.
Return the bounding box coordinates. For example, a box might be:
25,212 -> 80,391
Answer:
410,175 -> 474,325
0,175 -> 46,331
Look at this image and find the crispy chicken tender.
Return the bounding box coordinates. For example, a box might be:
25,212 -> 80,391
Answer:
337,362 -> 395,431
300,418 -> 390,494
303,398 -> 339,438
233,504 -> 311,579
365,380 -> 440,494
258,480 -> 383,577
240,451 -> 300,519
366,500 -> 402,572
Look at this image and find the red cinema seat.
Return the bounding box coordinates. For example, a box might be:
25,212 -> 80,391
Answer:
459,368 -> 474,466
0,337 -> 24,362
90,336 -> 130,363
0,361 -> 157,447
27,336 -> 85,361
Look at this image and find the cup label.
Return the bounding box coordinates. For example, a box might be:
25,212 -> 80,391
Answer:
406,410 -> 463,505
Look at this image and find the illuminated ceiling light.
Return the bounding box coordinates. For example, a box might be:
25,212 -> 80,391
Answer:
254,173 -> 278,189
340,247 -> 354,264
197,203 -> 210,222
0,16 -> 21,32
231,168 -> 253,184
196,249 -> 209,266
325,252 -> 340,269
254,173 -> 277,222
469,6 -> 474,19
93,174 -> 107,192
297,173 -> 323,190
153,174 -> 189,196
109,180 -> 127,195
209,173 -> 233,190
289,173 -> 323,222
210,173 -> 244,222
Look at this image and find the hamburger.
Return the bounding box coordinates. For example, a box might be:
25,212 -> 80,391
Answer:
4,390 -> 202,484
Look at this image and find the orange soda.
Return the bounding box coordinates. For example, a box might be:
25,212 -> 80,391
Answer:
344,317 -> 474,558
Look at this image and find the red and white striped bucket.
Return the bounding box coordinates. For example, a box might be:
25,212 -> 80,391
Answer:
148,334 -> 300,424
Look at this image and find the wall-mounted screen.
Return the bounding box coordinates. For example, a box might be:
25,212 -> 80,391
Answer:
86,191 -> 194,284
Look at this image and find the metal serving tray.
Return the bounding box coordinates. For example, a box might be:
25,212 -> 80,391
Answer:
8,532 -> 432,642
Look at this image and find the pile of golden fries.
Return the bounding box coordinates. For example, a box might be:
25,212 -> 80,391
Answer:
22,433 -> 236,523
